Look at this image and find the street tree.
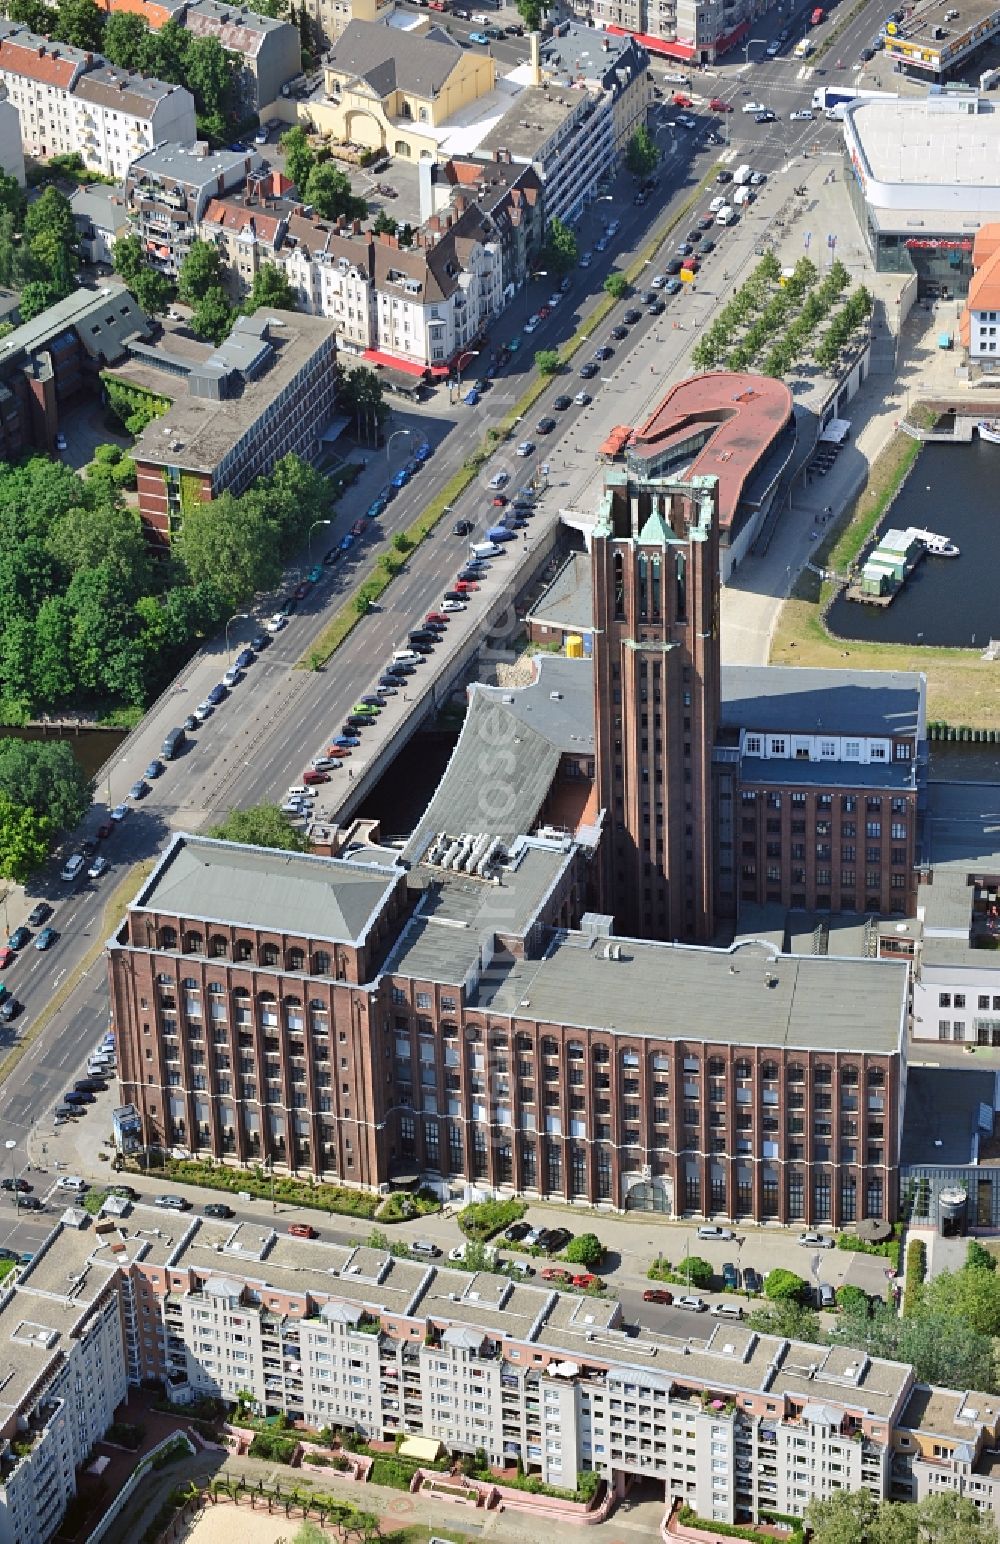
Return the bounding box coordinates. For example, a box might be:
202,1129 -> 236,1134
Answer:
0,740 -> 91,830
184,34 -> 233,119
208,803 -> 309,852
112,233 -> 147,286
534,348 -> 561,375
132,266 -> 174,316
625,124 -> 659,177
918,1263 -> 1000,1338
544,215 -> 578,275
746,1298 -> 821,1342
54,0 -> 105,48
515,0 -> 542,27
603,272 -> 628,301
178,488 -> 283,609
0,794 -> 54,885
280,125 -> 315,190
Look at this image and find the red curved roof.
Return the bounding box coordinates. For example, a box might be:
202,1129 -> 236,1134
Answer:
627,371 -> 793,532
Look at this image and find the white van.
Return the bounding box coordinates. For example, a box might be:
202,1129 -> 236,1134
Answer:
733,163 -> 752,185
733,186 -> 753,207
56,1175 -> 88,1193
471,541 -> 503,560
392,649 -> 421,664
716,206 -> 737,226
286,785 -> 315,801
61,854 -> 85,883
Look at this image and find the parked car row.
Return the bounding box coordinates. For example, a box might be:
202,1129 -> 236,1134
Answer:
54,1029 -> 115,1123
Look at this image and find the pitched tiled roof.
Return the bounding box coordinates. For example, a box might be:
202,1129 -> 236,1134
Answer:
103,0 -> 187,30
74,65 -> 187,117
0,23 -> 91,88
327,19 -> 462,99
184,0 -> 295,56
201,196 -> 284,244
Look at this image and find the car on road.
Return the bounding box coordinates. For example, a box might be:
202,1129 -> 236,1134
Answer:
542,1227 -> 572,1253
488,471 -> 509,489
0,947 -> 12,970
155,1194 -> 191,1211
441,599 -> 466,612
332,736 -> 360,749
580,250 -> 593,268
111,803 -> 130,822
579,360 -> 600,378
790,108 -> 815,121
664,278 -> 683,295
75,1078 -> 106,1094
18,1194 -> 41,1210
743,100 -> 767,114
709,97 -> 733,111
454,580 -> 479,594
699,238 -> 716,254
540,1266 -> 572,1284
859,44 -> 875,60
468,29 -> 489,42
264,613 -> 288,633
516,441 -> 535,457
426,612 -> 450,626
755,110 -> 776,123
7,927 -> 30,951
87,856 -> 109,879
505,1221 -> 532,1242
536,417 -> 556,434
323,547 -> 340,568
633,190 -> 648,206
799,1231 -> 835,1249
593,345 -> 614,361
743,1267 -> 763,1294
648,299 -> 666,315
623,308 -> 643,325
288,1222 -> 318,1239
452,519 -> 474,536
302,769 -> 331,785
595,235 -> 608,252
643,1288 -> 674,1304
64,1090 -> 93,1104
523,314 -> 541,333
294,581 -> 310,602
766,38 -> 781,54
35,927 -> 56,950
675,1295 -> 708,1312
26,903 -> 51,928
145,759 -> 165,780
235,648 -> 255,671
0,996 -> 19,1023
182,712 -> 200,732
193,702 -> 214,722
716,169 -> 733,183
0,1176 -> 30,1193
574,391 -> 593,406
750,171 -> 767,185
677,114 -> 697,129
129,779 -> 149,801
204,1202 -> 235,1220
553,395 -> 572,411
610,324 -> 629,340
572,1273 -> 602,1289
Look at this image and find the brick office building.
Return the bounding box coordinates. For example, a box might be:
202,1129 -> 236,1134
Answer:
109,830 -> 908,1225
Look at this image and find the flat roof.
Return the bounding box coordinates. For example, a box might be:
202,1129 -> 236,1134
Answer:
132,833 -> 400,944
720,664 -> 924,739
627,373 -> 793,534
479,84 -> 584,160
922,779 -> 1000,872
128,142 -> 261,189
900,1383 -> 1000,1441
476,929 -> 907,1053
887,0 -> 999,50
899,1066 -> 995,1167
847,96 -> 1000,192
384,839 -> 576,984
740,755 -> 916,790
130,310 -> 336,474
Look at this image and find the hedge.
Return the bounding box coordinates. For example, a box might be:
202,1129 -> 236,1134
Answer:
122,1155 -> 380,1219
458,1197 -> 527,1241
676,1506 -> 804,1543
903,1238 -> 926,1319
837,1228 -> 902,1272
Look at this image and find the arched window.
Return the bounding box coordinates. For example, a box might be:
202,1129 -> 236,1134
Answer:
735,1059 -> 752,1080
182,930 -> 203,955
182,978 -> 199,992
568,1041 -> 584,1060
287,947 -> 305,973
465,1024 -> 482,1042
394,139 -> 411,157
160,926 -> 177,950
312,950 -> 331,976
235,938 -> 253,962
260,943 -> 279,968
209,934 -> 228,959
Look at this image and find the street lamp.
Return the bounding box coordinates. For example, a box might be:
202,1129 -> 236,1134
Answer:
743,35 -> 767,64
5,1141 -> 17,1215
308,518 -> 332,563
385,426 -> 415,464
455,350 -> 479,391
225,612 -> 250,661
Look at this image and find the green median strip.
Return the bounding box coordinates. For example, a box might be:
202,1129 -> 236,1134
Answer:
296,165 -> 722,673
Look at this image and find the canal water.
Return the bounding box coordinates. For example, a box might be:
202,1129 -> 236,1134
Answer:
826,440 -> 1000,649
0,724 -> 128,782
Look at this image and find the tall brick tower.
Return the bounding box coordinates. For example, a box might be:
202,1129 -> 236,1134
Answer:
592,471 -> 720,943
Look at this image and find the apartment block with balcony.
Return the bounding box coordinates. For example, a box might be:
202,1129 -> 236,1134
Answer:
71,68 -> 194,181
0,23 -> 93,161
584,0 -> 755,65
277,214 -> 376,358
125,141 -> 263,277
480,82 -> 616,228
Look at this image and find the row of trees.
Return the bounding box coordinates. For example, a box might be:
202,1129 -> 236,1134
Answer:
0,449 -> 331,726
747,1239 -> 1000,1395
6,0 -> 243,141
815,285 -> 874,370
806,1490 -> 995,1544
0,740 -> 92,883
0,180 -> 80,322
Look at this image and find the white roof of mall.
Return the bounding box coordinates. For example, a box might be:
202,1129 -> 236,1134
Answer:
845,93 -> 1000,222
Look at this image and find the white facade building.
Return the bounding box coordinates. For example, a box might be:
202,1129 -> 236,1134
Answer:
71,68 -> 195,182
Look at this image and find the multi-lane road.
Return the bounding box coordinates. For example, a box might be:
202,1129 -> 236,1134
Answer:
0,0 -> 892,1202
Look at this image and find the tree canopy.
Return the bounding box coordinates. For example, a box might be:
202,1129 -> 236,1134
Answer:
806,1488 -> 996,1544
625,124 -> 659,177
544,216 -> 578,275
0,740 -> 91,832
303,162 -> 368,223
208,803 -> 309,852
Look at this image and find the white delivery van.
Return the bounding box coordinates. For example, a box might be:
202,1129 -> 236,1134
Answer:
471,541 -> 503,559
392,649 -> 421,664
733,163 -> 752,185
716,205 -> 737,226
733,185 -> 753,206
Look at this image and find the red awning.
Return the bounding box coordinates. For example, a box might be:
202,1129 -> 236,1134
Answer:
428,364 -> 451,378
363,348 -> 428,378
606,23 -> 695,59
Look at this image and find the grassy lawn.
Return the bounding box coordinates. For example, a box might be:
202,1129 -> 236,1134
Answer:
770,432 -> 999,728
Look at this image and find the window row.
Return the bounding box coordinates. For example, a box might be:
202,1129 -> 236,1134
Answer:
156,928 -> 340,976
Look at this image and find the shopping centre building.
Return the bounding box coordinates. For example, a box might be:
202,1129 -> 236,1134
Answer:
843,86 -> 1000,296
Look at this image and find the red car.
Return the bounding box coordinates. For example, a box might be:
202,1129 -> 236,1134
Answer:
302,769 -> 330,785
326,746 -> 351,758
426,612 -> 449,625
0,948 -> 13,970
454,580 -> 479,593
491,493 -> 509,506
672,92 -> 693,106
294,581 -> 310,601
351,518 -> 368,537
643,1288 -> 674,1304
572,1273 -> 603,1290
288,1222 -> 318,1239
538,304 -> 551,319
709,97 -> 733,112
682,256 -> 700,272
541,1266 -> 572,1283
